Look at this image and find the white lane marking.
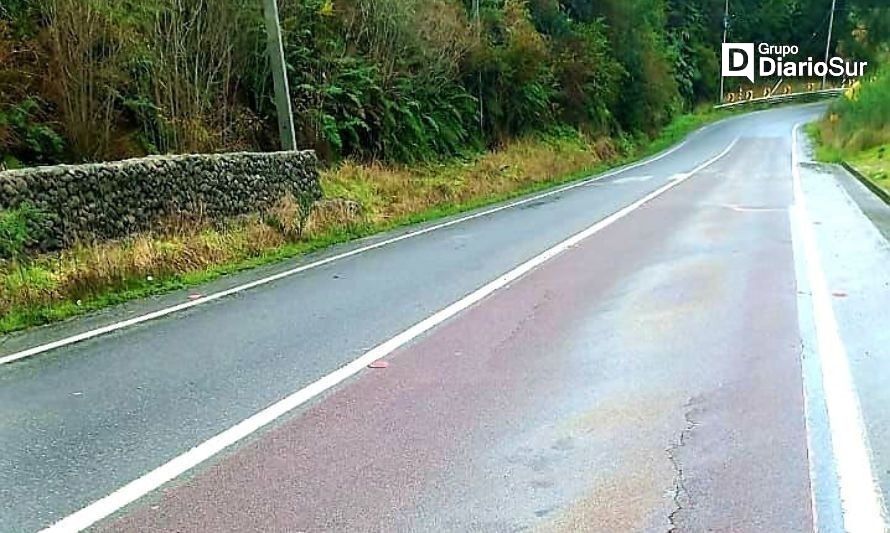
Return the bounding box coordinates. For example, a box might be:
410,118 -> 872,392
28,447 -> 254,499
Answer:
40,139 -> 740,533
609,175 -> 654,184
791,124 -> 887,532
1,133 -> 705,367
721,203 -> 784,213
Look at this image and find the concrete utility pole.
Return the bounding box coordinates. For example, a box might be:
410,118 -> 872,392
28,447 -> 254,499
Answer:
719,0 -> 730,103
822,0 -> 838,90
263,0 -> 297,151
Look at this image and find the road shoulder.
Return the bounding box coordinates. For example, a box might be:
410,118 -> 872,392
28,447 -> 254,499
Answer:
797,150 -> 890,524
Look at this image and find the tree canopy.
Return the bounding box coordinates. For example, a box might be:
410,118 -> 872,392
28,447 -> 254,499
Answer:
0,0 -> 887,167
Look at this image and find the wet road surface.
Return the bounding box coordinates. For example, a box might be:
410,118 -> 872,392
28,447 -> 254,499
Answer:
2,105 -> 888,532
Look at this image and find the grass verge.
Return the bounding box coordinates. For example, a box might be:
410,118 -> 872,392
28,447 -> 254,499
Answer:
808,118 -> 890,196
807,65 -> 890,196
847,146 -> 890,195
1,108 -> 735,335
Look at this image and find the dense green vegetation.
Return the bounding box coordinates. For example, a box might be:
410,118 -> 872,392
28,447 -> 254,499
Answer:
821,66 -> 890,152
0,0 -> 887,332
812,65 -> 890,193
1,0 -> 885,168
0,107 -> 729,334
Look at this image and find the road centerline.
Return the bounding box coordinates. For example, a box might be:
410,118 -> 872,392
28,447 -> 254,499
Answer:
0,131 -> 708,367
38,139 -> 739,533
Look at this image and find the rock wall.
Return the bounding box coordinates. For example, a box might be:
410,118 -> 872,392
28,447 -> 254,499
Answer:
0,150 -> 320,250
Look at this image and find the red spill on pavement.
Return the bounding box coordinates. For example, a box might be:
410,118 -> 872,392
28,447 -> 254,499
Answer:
368,360 -> 389,369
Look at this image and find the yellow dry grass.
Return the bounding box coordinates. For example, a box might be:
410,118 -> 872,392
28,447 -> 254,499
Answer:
1,132 -> 615,327
322,135 -> 616,224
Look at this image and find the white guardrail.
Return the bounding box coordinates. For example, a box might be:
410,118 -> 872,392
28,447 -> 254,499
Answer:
714,88 -> 845,109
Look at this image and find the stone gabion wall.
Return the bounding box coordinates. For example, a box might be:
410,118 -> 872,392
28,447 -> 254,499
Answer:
0,150 -> 320,250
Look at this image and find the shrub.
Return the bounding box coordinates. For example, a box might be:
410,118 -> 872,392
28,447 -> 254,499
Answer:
821,67 -> 890,152
43,0 -> 128,161
840,69 -> 890,149
0,203 -> 44,261
469,0 -> 557,143
134,0 -> 262,154
5,0 -> 881,169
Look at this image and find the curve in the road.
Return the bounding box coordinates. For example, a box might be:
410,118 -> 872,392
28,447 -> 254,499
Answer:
8,104 -> 885,533
40,137 -> 741,533
0,122 -> 705,367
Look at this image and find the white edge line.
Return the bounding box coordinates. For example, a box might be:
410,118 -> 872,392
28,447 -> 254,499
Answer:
0,121 -> 719,366
39,138 -> 740,533
790,209 -> 829,533
791,123 -> 887,532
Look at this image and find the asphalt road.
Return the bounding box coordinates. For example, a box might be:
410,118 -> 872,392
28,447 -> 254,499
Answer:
2,104 -> 889,532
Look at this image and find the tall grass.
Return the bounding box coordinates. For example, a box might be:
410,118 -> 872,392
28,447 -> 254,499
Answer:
819,67 -> 890,153
811,65 -> 890,194
0,129 -> 613,333
0,108 -> 735,334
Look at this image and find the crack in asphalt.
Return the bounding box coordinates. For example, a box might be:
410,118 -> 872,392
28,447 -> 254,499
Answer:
666,397 -> 701,533
493,290 -> 554,350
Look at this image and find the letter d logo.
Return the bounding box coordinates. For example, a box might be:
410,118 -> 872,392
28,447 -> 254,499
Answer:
722,43 -> 755,83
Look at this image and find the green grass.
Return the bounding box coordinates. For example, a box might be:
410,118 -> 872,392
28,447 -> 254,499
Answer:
847,144 -> 890,194
806,122 -> 844,163
0,107 -> 739,335
808,123 -> 889,195
0,227 -> 357,333
807,66 -> 890,195
810,121 -> 890,191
